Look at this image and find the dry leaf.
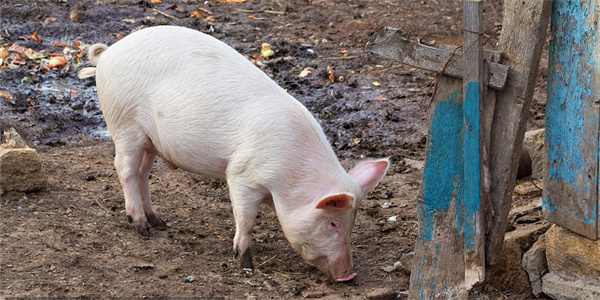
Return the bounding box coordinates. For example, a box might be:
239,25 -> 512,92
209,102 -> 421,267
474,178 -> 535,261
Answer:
52,42 -> 68,47
47,54 -> 68,69
0,92 -> 13,102
327,66 -> 334,83
198,8 -> 212,15
298,67 -> 312,78
0,48 -> 8,59
151,0 -> 162,3
31,32 -> 43,43
72,41 -> 82,48
23,48 -> 45,60
372,81 -> 381,86
190,11 -> 201,18
44,17 -> 57,25
226,0 -> 247,2
8,44 -> 26,54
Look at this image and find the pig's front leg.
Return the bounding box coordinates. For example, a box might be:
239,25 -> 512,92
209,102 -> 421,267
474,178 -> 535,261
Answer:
227,180 -> 264,269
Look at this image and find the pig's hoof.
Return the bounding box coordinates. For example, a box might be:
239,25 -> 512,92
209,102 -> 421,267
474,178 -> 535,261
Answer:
135,222 -> 150,236
240,248 -> 254,270
147,214 -> 168,230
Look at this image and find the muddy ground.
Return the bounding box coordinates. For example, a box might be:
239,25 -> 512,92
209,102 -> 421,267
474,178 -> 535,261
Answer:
1,0 -> 547,299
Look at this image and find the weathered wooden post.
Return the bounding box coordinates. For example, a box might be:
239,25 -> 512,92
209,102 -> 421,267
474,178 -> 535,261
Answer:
405,2 -> 487,298
462,0 -> 486,285
543,0 -> 600,239
485,0 -> 552,265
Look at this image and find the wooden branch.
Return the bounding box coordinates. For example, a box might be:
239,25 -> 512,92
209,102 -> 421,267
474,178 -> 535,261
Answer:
366,27 -> 509,90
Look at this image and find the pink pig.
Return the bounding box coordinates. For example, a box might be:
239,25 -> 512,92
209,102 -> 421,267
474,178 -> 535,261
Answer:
80,26 -> 389,282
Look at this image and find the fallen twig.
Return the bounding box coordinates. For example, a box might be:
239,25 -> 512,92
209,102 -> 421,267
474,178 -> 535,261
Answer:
235,9 -> 285,14
94,198 -> 110,213
152,8 -> 179,20
256,255 -> 278,268
323,56 -> 357,60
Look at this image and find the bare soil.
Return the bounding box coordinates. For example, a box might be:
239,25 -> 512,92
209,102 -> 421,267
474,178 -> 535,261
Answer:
0,0 -> 546,299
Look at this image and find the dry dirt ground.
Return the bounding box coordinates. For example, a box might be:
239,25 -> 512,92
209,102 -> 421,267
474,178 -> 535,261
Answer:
0,0 -> 547,299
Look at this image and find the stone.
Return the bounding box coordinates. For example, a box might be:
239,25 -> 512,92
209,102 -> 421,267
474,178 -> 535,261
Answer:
301,290 -> 325,298
545,225 -> 600,285
522,129 -> 546,179
399,252 -> 414,273
366,288 -> 398,300
514,180 -> 543,198
487,223 -> 551,296
542,272 -> 600,300
522,233 -> 547,297
0,129 -> 47,192
403,158 -> 424,171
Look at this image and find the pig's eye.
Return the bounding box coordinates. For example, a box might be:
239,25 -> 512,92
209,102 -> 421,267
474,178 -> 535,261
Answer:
330,222 -> 338,228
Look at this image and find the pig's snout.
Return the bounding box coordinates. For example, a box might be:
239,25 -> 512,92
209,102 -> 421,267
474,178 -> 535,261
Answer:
329,254 -> 357,282
335,271 -> 358,282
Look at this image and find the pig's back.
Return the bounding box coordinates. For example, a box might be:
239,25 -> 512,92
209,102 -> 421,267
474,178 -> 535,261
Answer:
95,26 -> 338,181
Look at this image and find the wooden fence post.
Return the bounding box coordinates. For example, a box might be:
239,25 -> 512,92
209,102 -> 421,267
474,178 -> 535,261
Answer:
543,0 -> 600,240
462,0 -> 485,285
485,0 -> 553,266
408,1 -> 486,298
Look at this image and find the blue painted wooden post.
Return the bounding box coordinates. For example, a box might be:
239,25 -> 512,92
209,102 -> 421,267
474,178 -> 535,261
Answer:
409,1 -> 485,298
461,0 -> 485,284
544,0 -> 600,239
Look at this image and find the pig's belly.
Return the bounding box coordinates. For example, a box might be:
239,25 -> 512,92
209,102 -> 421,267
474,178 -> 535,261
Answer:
145,123 -> 231,179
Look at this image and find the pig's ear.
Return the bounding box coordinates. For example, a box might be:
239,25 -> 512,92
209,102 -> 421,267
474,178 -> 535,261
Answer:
315,193 -> 355,210
349,158 -> 390,195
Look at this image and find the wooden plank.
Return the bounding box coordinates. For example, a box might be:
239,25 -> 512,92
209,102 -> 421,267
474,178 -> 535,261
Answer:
365,27 -> 510,90
439,44 -> 503,63
543,0 -> 600,239
462,0 -> 485,287
485,0 -> 553,266
409,76 -> 468,299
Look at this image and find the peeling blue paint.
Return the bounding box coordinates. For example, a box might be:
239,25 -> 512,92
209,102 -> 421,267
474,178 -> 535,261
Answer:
463,81 -> 481,251
544,0 -> 599,232
420,89 -> 464,241
543,194 -> 558,212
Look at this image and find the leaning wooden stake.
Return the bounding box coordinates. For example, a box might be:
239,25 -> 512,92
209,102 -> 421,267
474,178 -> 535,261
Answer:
485,0 -> 553,266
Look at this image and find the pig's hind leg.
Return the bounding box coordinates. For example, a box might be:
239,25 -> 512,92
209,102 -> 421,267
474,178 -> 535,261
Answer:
114,141 -> 152,236
228,180 -> 265,269
138,150 -> 168,230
